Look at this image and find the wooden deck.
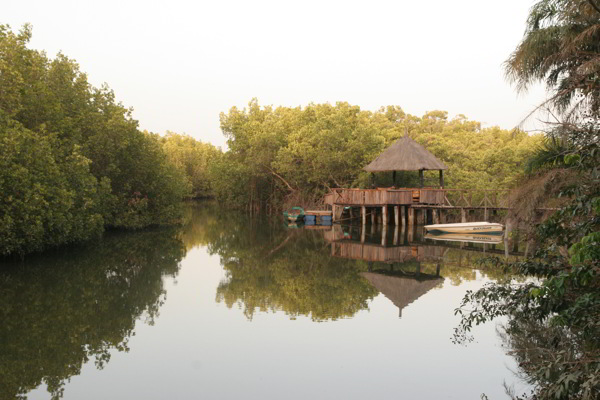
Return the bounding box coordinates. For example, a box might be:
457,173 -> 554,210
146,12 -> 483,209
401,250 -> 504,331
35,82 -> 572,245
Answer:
323,188 -> 510,208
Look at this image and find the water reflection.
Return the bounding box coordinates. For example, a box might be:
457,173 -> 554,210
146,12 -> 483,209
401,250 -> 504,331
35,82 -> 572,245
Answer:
0,229 -> 185,400
0,203 -> 528,399
183,204 -> 522,321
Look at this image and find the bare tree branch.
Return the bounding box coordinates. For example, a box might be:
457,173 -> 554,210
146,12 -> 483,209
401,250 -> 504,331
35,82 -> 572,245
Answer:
265,166 -> 296,192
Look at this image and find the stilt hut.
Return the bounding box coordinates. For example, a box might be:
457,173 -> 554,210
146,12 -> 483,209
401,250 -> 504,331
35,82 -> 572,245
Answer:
364,136 -> 448,188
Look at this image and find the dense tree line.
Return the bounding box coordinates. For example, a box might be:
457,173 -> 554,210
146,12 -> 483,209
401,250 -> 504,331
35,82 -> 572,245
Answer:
0,25 -> 188,256
215,100 -> 542,211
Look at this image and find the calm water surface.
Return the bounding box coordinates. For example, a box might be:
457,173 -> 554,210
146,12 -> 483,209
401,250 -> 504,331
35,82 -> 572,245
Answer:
1,204 -> 528,399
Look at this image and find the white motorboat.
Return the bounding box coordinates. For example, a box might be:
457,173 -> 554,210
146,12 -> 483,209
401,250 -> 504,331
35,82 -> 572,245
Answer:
424,222 -> 504,235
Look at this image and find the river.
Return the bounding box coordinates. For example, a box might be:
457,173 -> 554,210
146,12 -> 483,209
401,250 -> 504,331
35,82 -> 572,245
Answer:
0,203 -> 529,399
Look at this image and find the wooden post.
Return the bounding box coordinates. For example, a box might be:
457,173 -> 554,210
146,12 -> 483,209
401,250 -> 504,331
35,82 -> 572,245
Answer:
401,206 -> 406,226
393,224 -> 399,245
439,170 -> 444,188
433,209 -> 439,224
382,223 -> 387,246
382,206 -> 388,226
439,209 -> 444,224
419,169 -> 424,188
361,206 -> 366,226
484,207 -> 489,221
419,209 -> 426,225
461,208 -> 466,223
371,208 -> 376,225
361,225 -> 365,244
394,206 -> 399,226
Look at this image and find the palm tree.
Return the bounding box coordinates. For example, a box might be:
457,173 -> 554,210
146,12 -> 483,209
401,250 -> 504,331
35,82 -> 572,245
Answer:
505,0 -> 600,118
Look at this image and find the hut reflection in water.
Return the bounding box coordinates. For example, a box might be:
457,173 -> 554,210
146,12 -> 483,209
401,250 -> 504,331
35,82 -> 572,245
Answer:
321,223 -> 523,317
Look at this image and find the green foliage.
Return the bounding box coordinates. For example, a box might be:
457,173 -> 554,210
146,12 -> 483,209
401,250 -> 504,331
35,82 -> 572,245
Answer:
0,25 -> 188,255
0,117 -> 108,255
160,131 -> 222,199
216,99 -> 541,211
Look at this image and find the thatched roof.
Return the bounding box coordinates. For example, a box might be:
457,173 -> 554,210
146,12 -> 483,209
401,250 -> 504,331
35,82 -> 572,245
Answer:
364,137 -> 448,172
361,272 -> 443,314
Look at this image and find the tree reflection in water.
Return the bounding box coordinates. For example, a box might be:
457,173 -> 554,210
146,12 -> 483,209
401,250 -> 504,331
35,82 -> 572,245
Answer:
193,206 -> 379,321
0,228 -> 186,399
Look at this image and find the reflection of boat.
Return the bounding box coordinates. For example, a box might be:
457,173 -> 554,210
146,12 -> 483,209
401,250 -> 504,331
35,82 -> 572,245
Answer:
425,222 -> 503,235
424,232 -> 503,244
283,207 -> 304,222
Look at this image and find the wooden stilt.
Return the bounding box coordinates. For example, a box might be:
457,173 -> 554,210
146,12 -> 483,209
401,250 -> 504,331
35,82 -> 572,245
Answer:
484,207 -> 489,221
382,206 -> 388,226
419,209 -> 426,225
382,224 -> 387,246
393,224 -> 399,245
461,208 -> 466,223
433,209 -> 439,224
371,207 -> 376,225
394,206 -> 399,226
408,207 -> 414,227
361,225 -> 365,244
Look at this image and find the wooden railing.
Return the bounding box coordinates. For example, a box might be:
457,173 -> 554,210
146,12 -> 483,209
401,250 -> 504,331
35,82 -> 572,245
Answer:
324,188 -> 512,208
438,189 -> 511,208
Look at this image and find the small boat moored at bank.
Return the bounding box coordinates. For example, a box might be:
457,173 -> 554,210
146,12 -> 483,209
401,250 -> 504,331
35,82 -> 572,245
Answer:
283,207 -> 305,222
425,222 -> 504,235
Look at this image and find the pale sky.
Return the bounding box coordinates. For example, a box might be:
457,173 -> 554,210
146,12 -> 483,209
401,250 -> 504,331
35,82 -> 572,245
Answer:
5,0 -> 547,148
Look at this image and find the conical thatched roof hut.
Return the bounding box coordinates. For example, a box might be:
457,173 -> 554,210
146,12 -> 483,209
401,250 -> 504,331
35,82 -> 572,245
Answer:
364,137 -> 447,187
